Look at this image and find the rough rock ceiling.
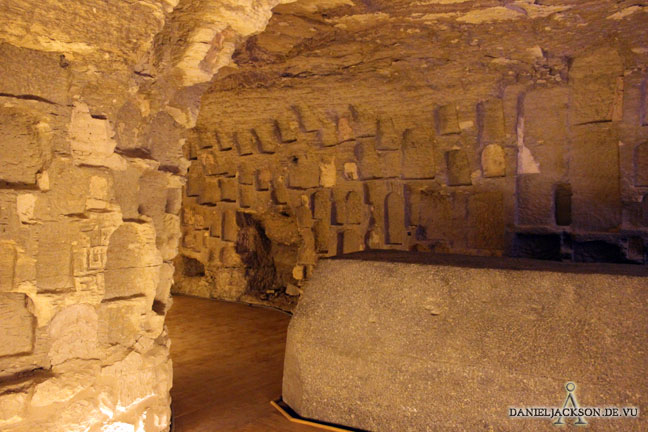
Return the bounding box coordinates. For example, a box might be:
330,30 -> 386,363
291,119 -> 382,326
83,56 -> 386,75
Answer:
176,0 -> 648,308
217,0 -> 647,90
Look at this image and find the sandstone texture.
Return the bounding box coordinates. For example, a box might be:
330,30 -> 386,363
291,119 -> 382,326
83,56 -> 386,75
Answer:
1,0 -> 647,430
0,0 -> 292,430
284,252 -> 648,431
174,0 -> 648,309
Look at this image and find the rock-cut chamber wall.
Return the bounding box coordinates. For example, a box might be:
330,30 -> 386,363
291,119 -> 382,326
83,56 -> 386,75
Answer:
175,1 -> 648,309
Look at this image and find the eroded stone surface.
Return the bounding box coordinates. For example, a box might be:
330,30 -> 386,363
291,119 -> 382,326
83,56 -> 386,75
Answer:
2,0 -> 646,430
0,0 -> 292,429
0,293 -> 34,357
0,107 -> 47,184
174,0 -> 648,309
284,254 -> 648,431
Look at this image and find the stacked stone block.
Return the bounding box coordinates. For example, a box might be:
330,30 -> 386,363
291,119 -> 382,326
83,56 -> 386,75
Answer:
177,47 -> 648,307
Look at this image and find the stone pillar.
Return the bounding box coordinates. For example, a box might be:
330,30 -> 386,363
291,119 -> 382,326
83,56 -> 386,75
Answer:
0,0 -> 289,430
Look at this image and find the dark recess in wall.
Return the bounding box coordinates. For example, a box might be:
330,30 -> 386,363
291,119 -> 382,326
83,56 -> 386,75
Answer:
512,233 -> 562,261
554,183 -> 572,226
182,255 -> 205,277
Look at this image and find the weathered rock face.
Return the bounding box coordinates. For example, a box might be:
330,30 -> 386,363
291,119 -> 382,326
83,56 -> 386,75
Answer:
2,0 -> 646,429
284,252 -> 648,431
0,0 -> 289,430
175,0 -> 648,308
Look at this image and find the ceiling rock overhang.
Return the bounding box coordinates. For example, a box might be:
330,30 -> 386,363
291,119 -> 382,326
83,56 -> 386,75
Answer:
0,0 -> 646,431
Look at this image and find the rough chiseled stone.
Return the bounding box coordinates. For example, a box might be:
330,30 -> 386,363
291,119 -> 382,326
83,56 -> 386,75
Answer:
1,1 -> 637,429
284,254 -> 648,432
478,99 -> 505,144
222,210 -> 238,242
570,124 -> 621,231
104,223 -> 162,302
401,128 -> 435,179
289,153 -> 320,189
481,143 -> 506,178
345,191 -> 363,225
0,107 -> 46,184
445,149 -> 472,186
435,104 -> 460,135
0,0 -> 296,429
0,293 -> 34,357
635,142 -> 648,186
0,242 -> 18,292
570,48 -> 624,125
48,304 -> 98,366
385,191 -> 405,245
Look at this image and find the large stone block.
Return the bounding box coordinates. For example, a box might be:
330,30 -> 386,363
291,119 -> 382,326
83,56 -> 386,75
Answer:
275,112 -> 299,143
342,229 -> 364,254
0,293 -> 34,357
98,298 -> 147,347
355,140 -> 382,180
68,103 -> 126,171
0,242 -> 17,291
185,165 -> 204,197
313,220 -> 330,253
288,153 -> 320,189
239,184 -> 255,208
478,99 -> 505,144
570,124 -> 621,231
114,101 -> 143,152
467,191 -> 505,250
233,130 -> 254,156
569,48 -> 623,125
445,149 -> 472,186
198,177 -> 221,205
435,104 -> 460,135
104,223 -> 162,302
385,191 -> 404,245
0,107 -> 46,184
312,189 -> 331,222
523,87 -> 569,175
481,143 -> 506,177
146,111 -> 185,172
44,159 -> 110,216
417,190 -> 468,246
36,221 -> 76,292
401,128 -> 435,179
319,156 -> 336,188
345,191 -> 364,225
635,142 -> 648,186
112,164 -> 143,219
376,117 -> 401,150
222,210 -> 238,242
48,304 -> 98,365
0,43 -> 69,105
516,175 -> 554,226
219,177 -> 238,202
284,253 -> 648,432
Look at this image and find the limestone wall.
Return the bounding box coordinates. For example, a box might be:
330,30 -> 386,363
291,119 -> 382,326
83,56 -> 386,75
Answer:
0,0 -> 288,430
175,1 -> 648,308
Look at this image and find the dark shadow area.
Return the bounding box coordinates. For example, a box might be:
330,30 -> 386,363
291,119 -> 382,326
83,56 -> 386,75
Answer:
333,250 -> 648,277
